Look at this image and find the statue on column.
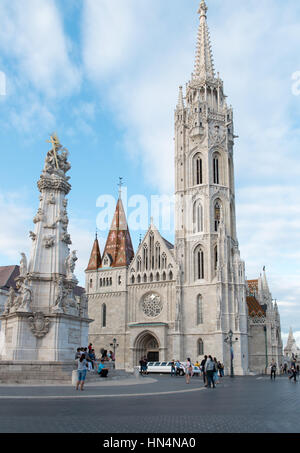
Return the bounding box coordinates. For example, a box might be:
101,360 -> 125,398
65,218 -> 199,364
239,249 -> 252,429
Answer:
65,250 -> 78,280
20,253 -> 28,277
17,279 -> 32,312
4,287 -> 16,314
52,278 -> 67,313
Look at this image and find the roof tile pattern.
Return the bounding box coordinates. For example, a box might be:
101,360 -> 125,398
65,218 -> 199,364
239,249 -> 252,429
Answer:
102,199 -> 134,268
246,295 -> 266,317
86,237 -> 102,271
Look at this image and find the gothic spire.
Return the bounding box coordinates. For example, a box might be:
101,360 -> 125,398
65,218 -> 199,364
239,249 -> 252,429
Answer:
86,233 -> 102,271
194,0 -> 215,81
102,198 -> 134,268
177,86 -> 184,110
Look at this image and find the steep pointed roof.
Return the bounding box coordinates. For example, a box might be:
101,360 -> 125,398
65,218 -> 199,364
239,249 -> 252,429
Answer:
0,265 -> 20,290
86,235 -> 102,271
194,0 -> 215,81
102,198 -> 134,268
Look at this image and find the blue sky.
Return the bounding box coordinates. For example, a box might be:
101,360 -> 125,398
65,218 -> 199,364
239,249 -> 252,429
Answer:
0,0 -> 300,345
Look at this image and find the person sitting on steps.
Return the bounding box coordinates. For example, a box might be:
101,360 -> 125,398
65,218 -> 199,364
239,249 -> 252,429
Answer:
98,360 -> 109,378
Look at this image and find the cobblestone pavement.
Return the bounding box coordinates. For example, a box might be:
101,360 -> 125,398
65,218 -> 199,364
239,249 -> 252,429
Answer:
0,375 -> 299,433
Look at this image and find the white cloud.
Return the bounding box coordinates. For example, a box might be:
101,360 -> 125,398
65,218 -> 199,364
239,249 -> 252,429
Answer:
0,0 -> 80,97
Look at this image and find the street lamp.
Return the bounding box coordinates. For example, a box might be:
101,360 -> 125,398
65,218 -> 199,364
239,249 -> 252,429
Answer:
110,338 -> 119,363
224,329 -> 238,378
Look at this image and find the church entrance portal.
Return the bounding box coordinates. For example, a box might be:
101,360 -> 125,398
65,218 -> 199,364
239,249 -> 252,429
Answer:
134,331 -> 160,365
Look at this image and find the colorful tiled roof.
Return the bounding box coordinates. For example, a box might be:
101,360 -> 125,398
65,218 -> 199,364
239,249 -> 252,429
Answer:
247,279 -> 258,295
246,295 -> 266,317
86,236 -> 102,271
102,198 -> 134,268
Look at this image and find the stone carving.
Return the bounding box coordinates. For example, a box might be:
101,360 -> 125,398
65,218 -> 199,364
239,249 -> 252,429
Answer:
45,134 -> 71,177
33,208 -> 44,224
28,312 -> 50,338
48,194 -> 56,205
17,279 -> 32,312
29,231 -> 36,241
20,253 -> 28,277
142,293 -> 163,318
4,287 -> 15,314
65,250 -> 78,280
63,199 -> 68,208
56,210 -> 69,230
43,235 -> 55,249
52,278 -> 68,313
79,293 -> 88,318
44,222 -> 57,230
61,233 -> 72,245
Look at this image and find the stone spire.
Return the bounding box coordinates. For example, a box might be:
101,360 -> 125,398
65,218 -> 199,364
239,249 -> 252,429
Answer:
177,86 -> 185,110
262,266 -> 270,293
102,194 -> 134,268
86,233 -> 102,271
194,0 -> 215,81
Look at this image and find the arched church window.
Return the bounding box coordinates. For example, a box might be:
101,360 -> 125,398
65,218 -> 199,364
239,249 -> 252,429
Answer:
143,245 -> 148,271
214,201 -> 221,232
137,274 -> 141,283
89,279 -> 93,289
150,233 -> 154,270
213,156 -> 220,184
198,338 -> 204,356
110,277 -> 112,286
214,246 -> 218,272
155,243 -> 161,269
197,295 -> 203,325
169,271 -> 173,280
131,275 -> 135,284
150,273 -> 153,282
100,278 -> 102,287
194,246 -> 204,280
162,253 -> 167,269
162,271 -> 166,281
137,256 -> 142,272
143,274 -> 147,283
193,154 -> 203,186
156,272 -> 160,282
193,200 -> 203,233
102,304 -> 107,328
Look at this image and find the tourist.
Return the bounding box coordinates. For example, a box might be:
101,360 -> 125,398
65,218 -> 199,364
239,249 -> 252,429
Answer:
107,350 -> 112,361
75,347 -> 82,360
76,353 -> 88,391
175,360 -> 181,376
139,357 -> 147,376
170,359 -> 176,377
289,366 -> 297,382
89,349 -> 96,370
283,363 -> 288,375
98,360 -> 109,378
218,361 -> 224,378
205,355 -> 216,389
88,343 -> 93,353
201,355 -> 208,387
270,359 -> 277,380
213,357 -> 219,384
111,351 -> 115,362
297,365 -> 300,376
185,358 -> 193,384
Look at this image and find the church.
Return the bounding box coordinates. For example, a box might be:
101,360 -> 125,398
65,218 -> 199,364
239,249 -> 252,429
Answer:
85,1 -> 283,375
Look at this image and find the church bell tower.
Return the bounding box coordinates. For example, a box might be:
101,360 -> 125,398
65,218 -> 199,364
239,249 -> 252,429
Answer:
174,0 -> 249,374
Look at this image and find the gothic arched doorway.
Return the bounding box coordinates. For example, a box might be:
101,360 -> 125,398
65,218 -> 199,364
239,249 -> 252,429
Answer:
134,331 -> 160,365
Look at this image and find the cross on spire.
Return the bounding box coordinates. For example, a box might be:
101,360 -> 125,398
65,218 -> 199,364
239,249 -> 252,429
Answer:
118,177 -> 124,200
194,0 -> 215,81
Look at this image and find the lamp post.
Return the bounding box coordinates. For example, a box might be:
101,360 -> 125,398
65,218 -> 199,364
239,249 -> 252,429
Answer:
110,338 -> 119,365
224,329 -> 238,378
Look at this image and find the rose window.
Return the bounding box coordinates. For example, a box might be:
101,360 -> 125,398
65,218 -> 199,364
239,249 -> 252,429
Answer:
142,293 -> 163,318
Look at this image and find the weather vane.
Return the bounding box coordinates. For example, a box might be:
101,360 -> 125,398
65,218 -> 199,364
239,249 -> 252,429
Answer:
118,177 -> 124,199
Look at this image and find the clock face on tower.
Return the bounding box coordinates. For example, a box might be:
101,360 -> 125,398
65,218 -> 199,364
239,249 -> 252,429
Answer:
141,293 -> 163,318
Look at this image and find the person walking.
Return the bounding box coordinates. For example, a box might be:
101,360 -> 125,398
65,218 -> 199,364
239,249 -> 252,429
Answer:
175,360 -> 181,376
170,360 -> 176,377
76,353 -> 88,391
205,356 -> 216,389
185,358 -> 193,384
201,355 -> 208,387
213,357 -> 219,384
270,359 -> 277,380
289,366 -> 297,382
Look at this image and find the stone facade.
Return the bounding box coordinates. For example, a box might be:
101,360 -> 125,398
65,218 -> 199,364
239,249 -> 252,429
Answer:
86,1 -> 257,375
246,272 -> 283,373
